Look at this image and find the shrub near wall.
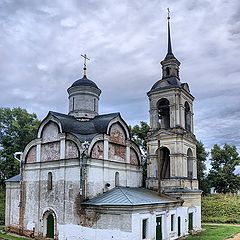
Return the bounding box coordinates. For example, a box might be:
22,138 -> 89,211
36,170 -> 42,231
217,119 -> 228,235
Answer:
202,194 -> 240,223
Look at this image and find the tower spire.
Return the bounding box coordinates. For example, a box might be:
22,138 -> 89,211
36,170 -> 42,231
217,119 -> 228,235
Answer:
165,8 -> 174,60
81,54 -> 90,77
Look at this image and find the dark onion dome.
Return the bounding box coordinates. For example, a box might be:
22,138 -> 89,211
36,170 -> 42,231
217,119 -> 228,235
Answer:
70,76 -> 100,89
150,76 -> 181,91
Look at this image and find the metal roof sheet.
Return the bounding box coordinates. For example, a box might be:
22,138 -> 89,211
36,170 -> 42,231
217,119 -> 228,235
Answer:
5,174 -> 21,182
82,187 -> 181,206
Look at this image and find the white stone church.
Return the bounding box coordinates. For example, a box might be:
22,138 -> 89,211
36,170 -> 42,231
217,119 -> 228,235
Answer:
5,15 -> 201,240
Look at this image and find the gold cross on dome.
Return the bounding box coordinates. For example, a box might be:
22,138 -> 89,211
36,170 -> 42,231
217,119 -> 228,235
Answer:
81,54 -> 90,77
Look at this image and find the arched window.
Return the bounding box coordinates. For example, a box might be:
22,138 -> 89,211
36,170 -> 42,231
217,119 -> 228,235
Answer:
166,67 -> 170,76
158,98 -> 170,129
157,147 -> 170,179
187,148 -> 193,179
115,172 -> 119,187
48,172 -> 53,191
185,102 -> 191,131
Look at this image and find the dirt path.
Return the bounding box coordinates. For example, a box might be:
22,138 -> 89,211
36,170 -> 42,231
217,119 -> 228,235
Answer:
225,233 -> 240,240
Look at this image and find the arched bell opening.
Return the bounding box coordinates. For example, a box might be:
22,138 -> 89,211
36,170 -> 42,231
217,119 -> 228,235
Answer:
187,148 -> 193,179
156,147 -> 170,179
185,102 -> 191,131
157,98 -> 170,129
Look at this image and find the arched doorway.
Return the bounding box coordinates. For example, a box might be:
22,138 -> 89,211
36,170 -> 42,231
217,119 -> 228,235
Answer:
47,214 -> 54,238
43,210 -> 56,239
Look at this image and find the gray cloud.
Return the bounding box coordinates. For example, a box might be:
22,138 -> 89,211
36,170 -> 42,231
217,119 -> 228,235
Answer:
0,0 -> 240,151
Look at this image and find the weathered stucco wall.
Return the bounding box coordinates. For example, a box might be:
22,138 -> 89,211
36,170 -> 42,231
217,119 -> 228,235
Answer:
5,182 -> 20,227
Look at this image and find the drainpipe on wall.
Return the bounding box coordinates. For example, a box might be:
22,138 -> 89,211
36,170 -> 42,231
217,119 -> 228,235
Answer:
14,152 -> 24,232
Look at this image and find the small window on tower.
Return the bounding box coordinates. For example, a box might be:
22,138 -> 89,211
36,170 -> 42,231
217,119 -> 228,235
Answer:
48,172 -> 53,191
166,67 -> 170,76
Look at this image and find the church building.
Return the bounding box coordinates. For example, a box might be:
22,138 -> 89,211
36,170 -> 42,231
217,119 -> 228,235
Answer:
5,13 -> 201,240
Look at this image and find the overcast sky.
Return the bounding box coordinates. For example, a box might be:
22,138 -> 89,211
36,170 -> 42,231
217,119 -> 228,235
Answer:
0,0 -> 240,153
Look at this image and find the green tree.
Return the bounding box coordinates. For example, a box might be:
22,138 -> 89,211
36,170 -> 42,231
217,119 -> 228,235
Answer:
0,107 -> 40,185
196,141 -> 209,194
208,144 -> 240,194
129,121 -> 150,186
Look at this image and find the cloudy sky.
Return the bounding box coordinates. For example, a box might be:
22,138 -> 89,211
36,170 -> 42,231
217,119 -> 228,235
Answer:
0,0 -> 240,153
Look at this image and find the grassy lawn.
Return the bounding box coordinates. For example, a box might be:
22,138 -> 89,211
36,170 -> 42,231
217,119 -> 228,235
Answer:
186,224 -> 240,240
202,194 -> 240,223
0,232 -> 29,240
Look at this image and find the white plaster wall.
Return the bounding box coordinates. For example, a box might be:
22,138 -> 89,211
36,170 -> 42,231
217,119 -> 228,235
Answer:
5,182 -> 20,226
23,160 -> 82,233
57,205 -> 201,240
87,159 -> 142,198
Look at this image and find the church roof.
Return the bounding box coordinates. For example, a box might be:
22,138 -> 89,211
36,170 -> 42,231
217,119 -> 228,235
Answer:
149,77 -> 190,93
5,174 -> 21,182
69,76 -> 100,89
150,76 -> 181,91
49,111 -> 120,142
82,187 -> 182,207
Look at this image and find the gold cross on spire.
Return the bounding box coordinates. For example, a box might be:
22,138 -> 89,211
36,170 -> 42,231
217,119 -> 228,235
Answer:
81,54 -> 90,77
167,8 -> 170,20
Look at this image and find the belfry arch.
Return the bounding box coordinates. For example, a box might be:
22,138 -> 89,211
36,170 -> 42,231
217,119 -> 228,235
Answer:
187,148 -> 193,179
184,102 -> 191,131
156,147 -> 170,179
157,98 -> 170,129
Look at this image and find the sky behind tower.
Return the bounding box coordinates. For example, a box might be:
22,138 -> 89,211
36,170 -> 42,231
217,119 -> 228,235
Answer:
0,0 -> 240,152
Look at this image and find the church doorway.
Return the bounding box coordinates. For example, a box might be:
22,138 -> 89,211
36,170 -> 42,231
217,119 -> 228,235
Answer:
47,214 -> 54,238
43,209 -> 56,239
177,216 -> 181,237
156,216 -> 162,240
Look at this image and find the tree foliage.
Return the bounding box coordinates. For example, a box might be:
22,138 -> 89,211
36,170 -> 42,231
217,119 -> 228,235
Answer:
208,144 -> 240,194
0,107 -> 40,185
129,121 -> 150,187
196,140 -> 209,194
129,121 -> 150,154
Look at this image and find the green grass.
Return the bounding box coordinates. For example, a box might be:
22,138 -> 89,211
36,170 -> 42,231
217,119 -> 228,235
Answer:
0,187 -> 5,225
202,194 -> 240,223
186,224 -> 240,240
0,231 -> 29,240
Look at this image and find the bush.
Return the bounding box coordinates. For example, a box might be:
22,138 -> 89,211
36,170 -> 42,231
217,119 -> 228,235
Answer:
202,194 -> 240,223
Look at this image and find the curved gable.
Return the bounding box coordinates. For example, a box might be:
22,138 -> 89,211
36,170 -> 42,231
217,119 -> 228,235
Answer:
109,123 -> 127,145
41,121 -> 60,143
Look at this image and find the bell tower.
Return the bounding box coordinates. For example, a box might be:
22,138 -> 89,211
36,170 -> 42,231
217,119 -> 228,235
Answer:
146,10 -> 198,193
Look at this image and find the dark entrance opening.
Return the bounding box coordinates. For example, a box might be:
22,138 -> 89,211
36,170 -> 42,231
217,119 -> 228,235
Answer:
178,216 -> 181,237
47,214 -> 54,238
156,216 -> 162,240
188,212 -> 193,231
